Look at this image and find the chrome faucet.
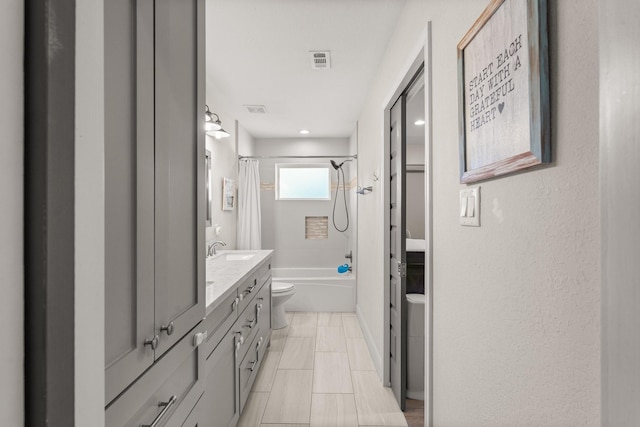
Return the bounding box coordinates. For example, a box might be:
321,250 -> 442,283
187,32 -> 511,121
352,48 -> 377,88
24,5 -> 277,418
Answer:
207,240 -> 227,257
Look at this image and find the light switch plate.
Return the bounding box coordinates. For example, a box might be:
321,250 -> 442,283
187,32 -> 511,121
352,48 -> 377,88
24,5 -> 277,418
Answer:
460,187 -> 480,227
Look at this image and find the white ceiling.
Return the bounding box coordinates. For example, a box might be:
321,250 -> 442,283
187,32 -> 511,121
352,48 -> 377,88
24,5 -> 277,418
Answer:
205,0 -> 407,139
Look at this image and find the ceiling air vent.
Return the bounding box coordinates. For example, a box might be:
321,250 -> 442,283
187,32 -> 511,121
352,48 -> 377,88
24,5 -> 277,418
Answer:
310,51 -> 331,69
244,105 -> 268,114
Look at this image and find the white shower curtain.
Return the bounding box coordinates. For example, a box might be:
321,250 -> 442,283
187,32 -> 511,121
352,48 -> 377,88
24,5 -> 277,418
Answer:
237,159 -> 262,250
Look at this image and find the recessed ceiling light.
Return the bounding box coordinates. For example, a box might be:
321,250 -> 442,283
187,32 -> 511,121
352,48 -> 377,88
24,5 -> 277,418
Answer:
300,129 -> 310,134
414,119 -> 426,126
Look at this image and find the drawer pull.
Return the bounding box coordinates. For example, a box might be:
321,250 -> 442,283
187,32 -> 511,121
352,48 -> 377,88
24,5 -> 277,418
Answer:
232,297 -> 240,311
243,286 -> 256,297
144,335 -> 159,350
160,321 -> 175,336
248,360 -> 258,372
141,395 -> 177,427
256,336 -> 264,351
257,303 -> 263,316
244,318 -> 256,329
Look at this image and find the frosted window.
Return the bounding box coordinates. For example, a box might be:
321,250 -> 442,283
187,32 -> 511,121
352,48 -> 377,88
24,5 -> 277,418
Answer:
276,164 -> 331,200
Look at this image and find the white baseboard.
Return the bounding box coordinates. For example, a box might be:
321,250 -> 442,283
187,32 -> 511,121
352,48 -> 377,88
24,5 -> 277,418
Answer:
355,304 -> 384,381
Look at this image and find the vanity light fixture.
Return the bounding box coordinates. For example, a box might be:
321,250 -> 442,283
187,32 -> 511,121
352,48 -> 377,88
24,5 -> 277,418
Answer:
205,105 -> 222,131
205,105 -> 230,138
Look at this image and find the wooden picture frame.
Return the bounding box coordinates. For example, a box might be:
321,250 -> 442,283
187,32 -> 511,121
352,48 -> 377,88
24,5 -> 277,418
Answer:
457,0 -> 550,184
222,177 -> 236,211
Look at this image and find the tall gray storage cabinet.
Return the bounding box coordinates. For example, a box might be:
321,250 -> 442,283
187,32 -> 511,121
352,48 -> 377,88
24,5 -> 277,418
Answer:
104,0 -> 206,424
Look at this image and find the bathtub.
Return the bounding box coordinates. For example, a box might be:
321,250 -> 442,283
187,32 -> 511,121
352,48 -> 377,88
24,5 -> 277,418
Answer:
271,268 -> 356,312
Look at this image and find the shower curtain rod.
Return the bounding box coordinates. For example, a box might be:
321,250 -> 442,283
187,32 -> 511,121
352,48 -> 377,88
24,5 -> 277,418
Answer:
238,154 -> 357,160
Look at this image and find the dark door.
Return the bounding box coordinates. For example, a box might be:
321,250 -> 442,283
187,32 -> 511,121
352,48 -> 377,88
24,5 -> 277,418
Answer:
389,95 -> 407,410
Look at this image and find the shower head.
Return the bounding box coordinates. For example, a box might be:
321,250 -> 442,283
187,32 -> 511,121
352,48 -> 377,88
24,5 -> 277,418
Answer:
330,159 -> 352,170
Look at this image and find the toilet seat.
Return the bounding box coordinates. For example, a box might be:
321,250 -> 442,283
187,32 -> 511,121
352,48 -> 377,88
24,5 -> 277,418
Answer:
272,281 -> 294,293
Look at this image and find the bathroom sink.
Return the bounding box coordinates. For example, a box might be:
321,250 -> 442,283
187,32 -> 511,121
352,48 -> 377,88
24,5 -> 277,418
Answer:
224,252 -> 256,261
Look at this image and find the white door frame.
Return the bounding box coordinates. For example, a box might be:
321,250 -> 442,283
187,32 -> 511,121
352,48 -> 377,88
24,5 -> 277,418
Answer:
382,21 -> 433,426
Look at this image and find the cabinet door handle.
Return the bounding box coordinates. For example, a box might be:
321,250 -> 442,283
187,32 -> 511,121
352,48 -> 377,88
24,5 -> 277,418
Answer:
234,332 -> 244,353
232,297 -> 240,311
140,395 -> 177,427
256,336 -> 264,351
235,332 -> 245,345
193,331 -> 207,347
144,335 -> 159,350
256,303 -> 262,316
160,321 -> 175,336
248,360 -> 257,372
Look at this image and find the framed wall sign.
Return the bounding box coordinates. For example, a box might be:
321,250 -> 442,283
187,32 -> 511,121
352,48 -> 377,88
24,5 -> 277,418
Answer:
457,0 -> 550,184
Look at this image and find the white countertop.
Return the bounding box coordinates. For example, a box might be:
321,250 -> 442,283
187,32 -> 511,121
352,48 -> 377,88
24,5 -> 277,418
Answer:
205,249 -> 273,314
406,238 -> 426,252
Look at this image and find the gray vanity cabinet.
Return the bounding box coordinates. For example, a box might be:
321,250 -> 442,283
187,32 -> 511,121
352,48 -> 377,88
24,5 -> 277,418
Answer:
202,256 -> 273,427
105,322 -> 207,427
104,0 -> 156,405
170,395 -> 205,427
203,330 -> 240,427
104,0 -> 205,410
153,0 -> 206,358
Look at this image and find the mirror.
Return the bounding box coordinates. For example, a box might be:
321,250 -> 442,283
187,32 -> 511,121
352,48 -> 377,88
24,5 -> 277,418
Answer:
205,149 -> 212,227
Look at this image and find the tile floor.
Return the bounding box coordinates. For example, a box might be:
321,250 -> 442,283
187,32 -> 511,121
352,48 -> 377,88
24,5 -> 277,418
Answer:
238,311 -> 409,427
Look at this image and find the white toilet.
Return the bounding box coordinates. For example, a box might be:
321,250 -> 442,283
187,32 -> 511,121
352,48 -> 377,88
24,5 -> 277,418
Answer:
271,281 -> 296,329
406,293 -> 425,400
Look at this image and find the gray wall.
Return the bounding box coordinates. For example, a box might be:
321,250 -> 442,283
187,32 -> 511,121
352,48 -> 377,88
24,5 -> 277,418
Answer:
0,1 -> 24,425
255,138 -> 354,268
601,0 -> 640,424
356,0 -> 600,424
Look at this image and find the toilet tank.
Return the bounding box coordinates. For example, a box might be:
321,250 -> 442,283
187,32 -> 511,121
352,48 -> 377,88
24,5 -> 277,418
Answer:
406,293 -> 425,337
